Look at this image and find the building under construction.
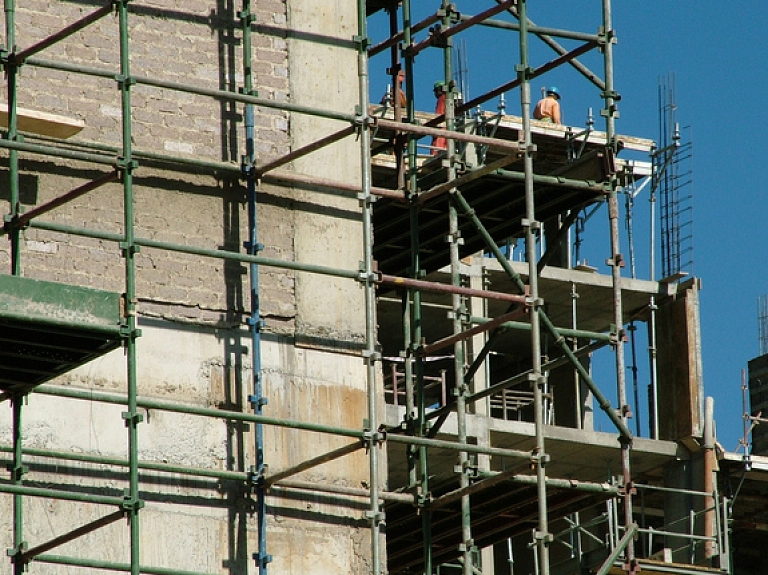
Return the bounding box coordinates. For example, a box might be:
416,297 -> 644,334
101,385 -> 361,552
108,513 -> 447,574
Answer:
0,1 -> 766,574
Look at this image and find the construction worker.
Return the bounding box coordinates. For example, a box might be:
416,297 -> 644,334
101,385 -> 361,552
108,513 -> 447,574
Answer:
394,69 -> 406,109
381,69 -> 407,109
533,86 -> 562,124
431,81 -> 447,155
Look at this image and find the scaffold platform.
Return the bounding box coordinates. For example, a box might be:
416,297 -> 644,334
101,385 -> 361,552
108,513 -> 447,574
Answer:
0,275 -> 123,398
371,112 -> 653,277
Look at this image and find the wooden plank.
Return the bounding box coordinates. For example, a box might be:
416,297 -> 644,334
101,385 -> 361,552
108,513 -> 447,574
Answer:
0,104 -> 84,139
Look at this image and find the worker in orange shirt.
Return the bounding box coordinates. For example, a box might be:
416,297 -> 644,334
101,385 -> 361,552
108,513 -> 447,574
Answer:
533,87 -> 562,124
381,69 -> 407,109
431,81 -> 447,155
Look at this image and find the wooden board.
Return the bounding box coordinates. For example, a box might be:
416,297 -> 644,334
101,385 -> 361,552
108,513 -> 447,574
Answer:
0,104 -> 84,139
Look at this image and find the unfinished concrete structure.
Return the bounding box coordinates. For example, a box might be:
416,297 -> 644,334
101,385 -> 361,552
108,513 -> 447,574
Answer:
0,1 -> 760,574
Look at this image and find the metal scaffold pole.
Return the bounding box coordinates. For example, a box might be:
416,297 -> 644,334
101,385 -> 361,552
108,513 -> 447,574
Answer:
439,1 -> 475,572
357,1 -> 384,572
3,2 -> 26,572
116,3 -> 143,574
240,0 -> 269,571
10,396 -> 23,575
3,0 -> 20,277
518,2 -> 551,572
601,0 -> 636,572
395,0 -> 434,571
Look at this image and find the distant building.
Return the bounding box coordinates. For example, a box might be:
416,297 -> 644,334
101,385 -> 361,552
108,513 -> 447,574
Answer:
748,353 -> 768,455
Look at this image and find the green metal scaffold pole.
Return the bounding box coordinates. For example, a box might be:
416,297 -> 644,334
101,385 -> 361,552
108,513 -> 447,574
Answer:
116,3 -> 144,575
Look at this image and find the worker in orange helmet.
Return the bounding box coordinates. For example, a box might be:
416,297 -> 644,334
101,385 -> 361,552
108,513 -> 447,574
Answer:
533,86 -> 562,124
431,80 -> 448,155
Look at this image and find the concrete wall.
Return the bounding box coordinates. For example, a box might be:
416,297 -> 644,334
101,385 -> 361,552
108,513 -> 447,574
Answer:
656,279 -> 705,444
0,0 -> 379,573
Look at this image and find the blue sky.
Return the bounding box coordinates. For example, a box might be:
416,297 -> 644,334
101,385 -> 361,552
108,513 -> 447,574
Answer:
368,3 -> 767,451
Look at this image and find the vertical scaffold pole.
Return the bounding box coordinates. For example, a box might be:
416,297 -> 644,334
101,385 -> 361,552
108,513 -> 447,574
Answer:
601,0 -> 636,572
357,1 -> 383,572
3,0 -> 21,276
240,2 -> 270,572
4,2 -> 25,573
3,0 -> 20,276
117,3 -> 143,575
10,396 -> 24,575
518,2 -> 551,573
440,2 -> 474,573
399,0 -> 432,571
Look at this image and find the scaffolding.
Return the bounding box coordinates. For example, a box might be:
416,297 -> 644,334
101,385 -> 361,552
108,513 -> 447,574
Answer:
0,1 -> 737,574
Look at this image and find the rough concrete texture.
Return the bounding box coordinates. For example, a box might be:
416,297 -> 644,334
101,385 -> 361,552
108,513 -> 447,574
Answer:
0,0 -> 381,573
287,0 -> 366,342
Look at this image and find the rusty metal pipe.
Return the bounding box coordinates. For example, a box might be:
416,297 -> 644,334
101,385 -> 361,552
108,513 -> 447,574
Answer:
378,273 -> 527,304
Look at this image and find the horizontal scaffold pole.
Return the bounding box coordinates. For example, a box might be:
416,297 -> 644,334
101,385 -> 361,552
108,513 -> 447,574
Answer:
30,221 -> 362,280
34,554 -> 217,575
33,385 -> 531,460
416,155 -> 522,205
26,57 -> 357,123
0,482 -> 126,507
0,444 -> 247,483
271,479 -> 416,505
374,117 -> 522,151
408,0 -> 515,57
20,132 -> 243,176
475,166 -> 607,193
0,137 -> 119,166
12,3 -> 113,65
386,434 -> 530,460
433,468 -> 620,510
458,13 -> 599,44
368,13 -> 440,57
0,443 -> 418,507
421,308 -> 529,356
0,133 -> 404,202
377,273 -> 528,304
469,315 -> 613,343
36,384 -> 365,438
263,170 -> 405,201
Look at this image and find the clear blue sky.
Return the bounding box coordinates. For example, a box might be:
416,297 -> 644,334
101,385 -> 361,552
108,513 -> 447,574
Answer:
368,3 -> 767,451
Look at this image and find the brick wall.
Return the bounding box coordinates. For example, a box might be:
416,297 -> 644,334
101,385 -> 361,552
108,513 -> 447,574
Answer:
0,0 -> 296,328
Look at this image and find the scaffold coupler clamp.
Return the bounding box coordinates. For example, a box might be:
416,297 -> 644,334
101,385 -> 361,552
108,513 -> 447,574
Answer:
354,109 -> 376,140
250,463 -> 268,487
254,551 -> 273,569
362,424 -> 387,452
529,445 -> 550,469
6,541 -> 27,564
618,480 -> 636,498
527,528 -> 553,548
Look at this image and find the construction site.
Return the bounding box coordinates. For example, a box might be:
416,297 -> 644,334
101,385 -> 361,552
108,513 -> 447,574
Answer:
0,1 -> 766,574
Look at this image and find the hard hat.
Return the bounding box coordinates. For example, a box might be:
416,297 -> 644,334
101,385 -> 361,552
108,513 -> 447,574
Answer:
546,86 -> 561,100
433,80 -> 446,91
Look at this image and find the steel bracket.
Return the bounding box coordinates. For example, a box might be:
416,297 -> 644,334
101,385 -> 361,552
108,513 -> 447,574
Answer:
121,411 -> 144,426
120,494 -> 145,513
253,552 -> 273,567
352,35 -> 370,50
6,541 -> 27,560
521,218 -> 541,230
237,10 -> 256,26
